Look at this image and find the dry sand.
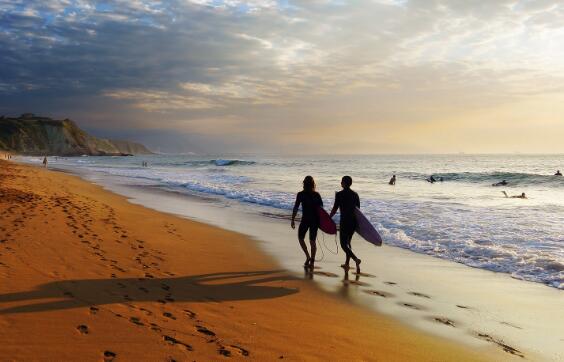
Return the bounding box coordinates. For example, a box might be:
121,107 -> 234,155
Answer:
0,159 -> 500,361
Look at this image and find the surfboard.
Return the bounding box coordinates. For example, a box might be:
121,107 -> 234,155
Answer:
354,207 -> 382,246
318,207 -> 337,235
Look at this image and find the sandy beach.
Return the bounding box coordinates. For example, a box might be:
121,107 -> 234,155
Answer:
0,158 -> 505,361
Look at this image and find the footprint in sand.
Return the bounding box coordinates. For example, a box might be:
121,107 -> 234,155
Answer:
129,317 -> 144,326
499,321 -> 523,330
103,351 -> 116,361
343,280 -> 371,287
456,304 -> 471,309
313,271 -> 339,278
408,291 -> 431,299
163,335 -> 193,351
363,290 -> 394,298
432,317 -> 456,327
89,306 -> 99,315
163,312 -> 176,320
184,310 -> 196,319
196,325 -> 216,337
384,281 -> 397,286
398,302 -> 425,310
474,332 -> 525,358
218,344 -> 250,357
76,324 -> 89,334
352,272 -> 376,278
139,308 -> 153,316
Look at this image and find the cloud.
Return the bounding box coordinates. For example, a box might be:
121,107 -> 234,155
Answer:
1,0 -> 563,153
103,89 -> 221,111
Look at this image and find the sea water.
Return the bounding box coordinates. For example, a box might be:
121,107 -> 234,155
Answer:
26,154 -> 564,289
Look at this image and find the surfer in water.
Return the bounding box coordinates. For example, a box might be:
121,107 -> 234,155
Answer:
493,180 -> 508,186
555,170 -> 562,176
330,176 -> 362,273
502,191 -> 527,199
388,175 -> 396,185
291,176 -> 323,269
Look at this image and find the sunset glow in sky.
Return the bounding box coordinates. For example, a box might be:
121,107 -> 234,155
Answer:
1,0 -> 563,153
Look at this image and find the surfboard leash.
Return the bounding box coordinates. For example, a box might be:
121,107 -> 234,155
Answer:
314,234 -> 325,262
321,232 -> 339,255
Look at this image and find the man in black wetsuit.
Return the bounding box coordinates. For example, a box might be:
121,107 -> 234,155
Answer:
330,176 -> 361,273
291,176 -> 323,268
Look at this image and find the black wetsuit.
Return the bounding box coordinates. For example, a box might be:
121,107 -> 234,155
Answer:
293,191 -> 323,241
333,188 -> 360,261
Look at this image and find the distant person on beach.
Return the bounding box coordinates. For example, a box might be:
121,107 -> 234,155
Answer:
291,176 -> 323,269
389,175 -> 396,185
330,176 -> 362,273
42,156 -> 47,168
426,175 -> 437,183
502,191 -> 527,199
555,170 -> 562,176
493,180 -> 508,186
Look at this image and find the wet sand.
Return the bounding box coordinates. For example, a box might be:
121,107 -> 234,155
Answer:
0,159 -> 504,360
87,171 -> 561,361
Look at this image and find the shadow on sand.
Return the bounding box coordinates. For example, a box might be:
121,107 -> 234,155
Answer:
0,270 -> 299,314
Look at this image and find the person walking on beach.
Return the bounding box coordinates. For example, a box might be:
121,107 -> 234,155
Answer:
330,176 -> 362,273
42,156 -> 48,168
388,174 -> 396,185
291,176 -> 323,269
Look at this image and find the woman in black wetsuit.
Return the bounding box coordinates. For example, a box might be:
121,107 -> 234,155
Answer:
291,176 -> 323,268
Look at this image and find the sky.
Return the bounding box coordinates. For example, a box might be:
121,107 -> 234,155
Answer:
1,0 -> 563,154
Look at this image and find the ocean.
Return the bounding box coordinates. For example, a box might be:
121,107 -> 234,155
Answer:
26,154 -> 564,290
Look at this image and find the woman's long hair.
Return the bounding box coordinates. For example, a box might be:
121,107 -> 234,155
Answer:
303,175 -> 316,192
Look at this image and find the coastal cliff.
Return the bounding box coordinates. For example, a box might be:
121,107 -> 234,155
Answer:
0,114 -> 152,156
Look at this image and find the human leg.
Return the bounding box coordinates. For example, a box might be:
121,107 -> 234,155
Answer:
298,223 -> 311,266
339,229 -> 353,269
308,225 -> 318,267
340,228 -> 359,268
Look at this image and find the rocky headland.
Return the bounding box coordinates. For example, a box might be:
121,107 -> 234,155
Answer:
0,113 -> 152,156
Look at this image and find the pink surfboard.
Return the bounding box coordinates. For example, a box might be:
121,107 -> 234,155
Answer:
354,208 -> 382,246
318,207 -> 337,235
